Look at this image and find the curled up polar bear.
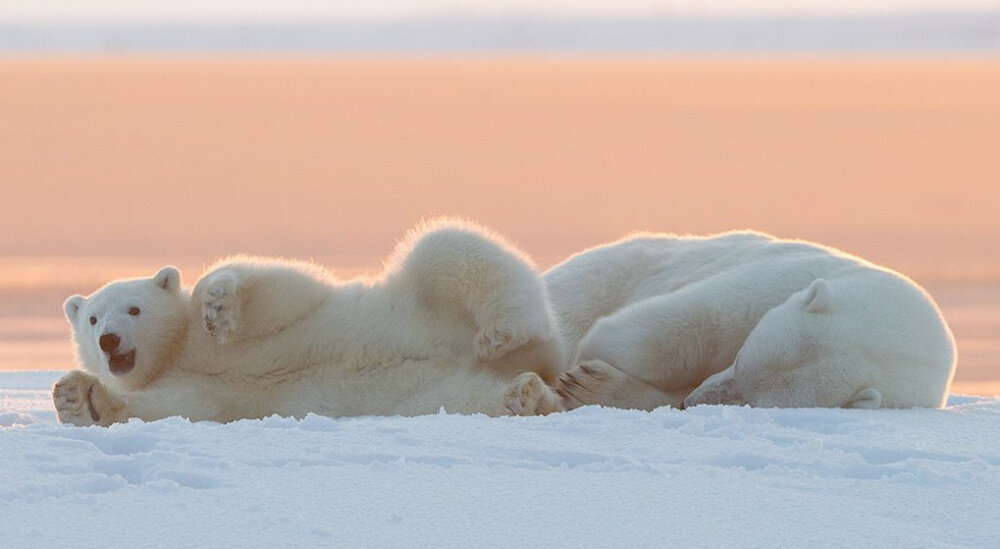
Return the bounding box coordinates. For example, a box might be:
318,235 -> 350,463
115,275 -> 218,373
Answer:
547,231 -> 957,410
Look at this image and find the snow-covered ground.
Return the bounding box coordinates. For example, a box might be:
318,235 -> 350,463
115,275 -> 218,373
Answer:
2,370 -> 997,548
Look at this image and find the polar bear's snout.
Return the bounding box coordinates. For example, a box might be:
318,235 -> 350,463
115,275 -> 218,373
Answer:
99,333 -> 136,375
99,333 -> 120,353
684,369 -> 743,408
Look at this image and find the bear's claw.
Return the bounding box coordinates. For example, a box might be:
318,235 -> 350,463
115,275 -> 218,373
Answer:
556,360 -> 614,408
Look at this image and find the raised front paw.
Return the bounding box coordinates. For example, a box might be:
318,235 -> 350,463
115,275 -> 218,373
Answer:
201,271 -> 241,345
52,370 -> 109,426
504,372 -> 563,416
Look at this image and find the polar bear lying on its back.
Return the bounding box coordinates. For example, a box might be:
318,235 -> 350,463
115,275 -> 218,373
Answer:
53,220 -> 565,426
547,231 -> 956,410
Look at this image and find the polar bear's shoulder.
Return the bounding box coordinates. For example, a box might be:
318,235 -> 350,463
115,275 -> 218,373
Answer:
201,255 -> 331,282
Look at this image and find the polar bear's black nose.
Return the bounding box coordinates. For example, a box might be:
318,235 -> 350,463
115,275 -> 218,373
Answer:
99,333 -> 121,353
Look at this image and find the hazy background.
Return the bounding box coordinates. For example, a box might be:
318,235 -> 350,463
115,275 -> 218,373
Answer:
1,0 -> 999,53
0,0 -> 997,396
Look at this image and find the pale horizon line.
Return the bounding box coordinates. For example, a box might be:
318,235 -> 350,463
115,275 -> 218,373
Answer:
2,1 -> 1000,23
2,11 -> 998,54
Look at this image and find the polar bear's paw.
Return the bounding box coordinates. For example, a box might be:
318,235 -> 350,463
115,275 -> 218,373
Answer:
476,309 -> 553,362
504,372 -> 563,416
201,272 -> 241,345
556,360 -> 615,408
557,359 -> 673,411
476,322 -> 531,362
53,370 -> 108,426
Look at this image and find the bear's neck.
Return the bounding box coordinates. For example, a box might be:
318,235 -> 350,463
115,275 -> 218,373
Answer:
139,314 -> 191,389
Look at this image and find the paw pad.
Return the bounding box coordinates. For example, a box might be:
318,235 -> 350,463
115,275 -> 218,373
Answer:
52,372 -> 101,426
201,274 -> 240,344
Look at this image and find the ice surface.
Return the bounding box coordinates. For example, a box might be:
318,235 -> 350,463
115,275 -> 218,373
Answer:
1,371 -> 997,548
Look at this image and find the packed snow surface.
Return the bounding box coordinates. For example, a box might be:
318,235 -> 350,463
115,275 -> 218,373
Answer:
2,371 -> 997,548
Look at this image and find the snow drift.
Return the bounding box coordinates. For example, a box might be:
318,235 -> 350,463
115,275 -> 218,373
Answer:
1,371 -> 996,548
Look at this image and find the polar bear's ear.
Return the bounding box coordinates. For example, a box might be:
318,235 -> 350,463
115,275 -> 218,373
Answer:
804,279 -> 832,314
846,387 -> 882,409
154,266 -> 181,292
64,295 -> 85,323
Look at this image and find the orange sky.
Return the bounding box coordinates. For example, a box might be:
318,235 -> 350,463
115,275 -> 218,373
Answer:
0,57 -> 998,271
0,57 -> 997,393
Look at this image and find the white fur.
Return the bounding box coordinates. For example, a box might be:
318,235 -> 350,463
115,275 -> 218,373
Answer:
54,219 -> 565,426
546,231 -> 957,410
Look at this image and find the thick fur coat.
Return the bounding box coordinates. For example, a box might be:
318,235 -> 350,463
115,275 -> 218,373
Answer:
54,220 -> 564,426
546,231 -> 957,410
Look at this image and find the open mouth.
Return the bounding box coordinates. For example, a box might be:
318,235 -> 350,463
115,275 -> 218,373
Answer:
107,349 -> 136,375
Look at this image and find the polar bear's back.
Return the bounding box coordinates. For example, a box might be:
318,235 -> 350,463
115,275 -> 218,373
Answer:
544,231 -> 861,356
546,230 -> 858,295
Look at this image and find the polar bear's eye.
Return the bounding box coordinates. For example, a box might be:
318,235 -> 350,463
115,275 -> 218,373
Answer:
128,307 -> 141,316
89,316 -> 97,326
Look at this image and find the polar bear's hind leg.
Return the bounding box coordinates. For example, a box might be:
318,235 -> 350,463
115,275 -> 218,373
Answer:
393,220 -> 562,370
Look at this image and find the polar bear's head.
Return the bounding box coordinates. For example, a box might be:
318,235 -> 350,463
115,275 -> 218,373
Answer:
64,267 -> 189,391
684,274 -> 956,409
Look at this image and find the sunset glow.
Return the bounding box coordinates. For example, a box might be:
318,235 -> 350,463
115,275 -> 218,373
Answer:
0,57 -> 997,395
2,1 -> 998,545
